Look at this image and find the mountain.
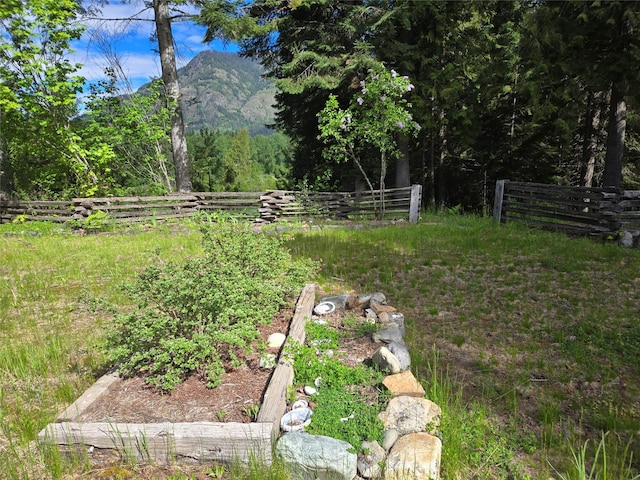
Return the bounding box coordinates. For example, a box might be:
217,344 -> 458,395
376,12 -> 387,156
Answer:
175,50 -> 277,135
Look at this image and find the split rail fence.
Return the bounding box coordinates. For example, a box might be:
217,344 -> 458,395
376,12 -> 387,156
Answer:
493,180 -> 640,242
0,185 -> 422,225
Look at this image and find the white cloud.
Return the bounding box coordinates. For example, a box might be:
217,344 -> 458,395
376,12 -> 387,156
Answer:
72,1 -> 238,90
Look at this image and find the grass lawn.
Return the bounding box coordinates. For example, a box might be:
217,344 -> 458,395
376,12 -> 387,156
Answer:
0,215 -> 638,479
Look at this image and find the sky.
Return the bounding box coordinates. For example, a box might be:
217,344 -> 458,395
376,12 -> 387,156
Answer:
72,0 -> 239,92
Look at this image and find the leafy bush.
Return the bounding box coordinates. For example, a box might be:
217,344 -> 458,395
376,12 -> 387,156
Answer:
102,215 -> 316,391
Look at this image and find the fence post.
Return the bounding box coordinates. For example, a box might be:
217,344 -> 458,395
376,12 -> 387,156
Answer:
409,184 -> 422,223
493,179 -> 506,224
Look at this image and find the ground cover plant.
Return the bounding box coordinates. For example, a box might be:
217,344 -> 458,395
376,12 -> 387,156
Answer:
0,214 -> 639,479
287,317 -> 388,449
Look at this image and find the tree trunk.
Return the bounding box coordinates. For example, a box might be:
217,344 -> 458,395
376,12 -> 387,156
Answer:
153,0 -> 192,193
579,91 -> 601,188
602,80 -> 627,188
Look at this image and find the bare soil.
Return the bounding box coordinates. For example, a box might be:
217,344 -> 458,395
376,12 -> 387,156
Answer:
79,302 -> 380,425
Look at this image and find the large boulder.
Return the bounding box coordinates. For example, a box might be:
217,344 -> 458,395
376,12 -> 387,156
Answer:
378,396 -> 441,436
384,432 -> 442,480
276,431 -> 357,480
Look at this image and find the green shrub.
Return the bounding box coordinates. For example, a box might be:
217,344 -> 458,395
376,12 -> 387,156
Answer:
102,215 -> 316,391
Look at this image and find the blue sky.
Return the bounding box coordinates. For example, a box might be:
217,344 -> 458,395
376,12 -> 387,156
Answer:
72,0 -> 239,92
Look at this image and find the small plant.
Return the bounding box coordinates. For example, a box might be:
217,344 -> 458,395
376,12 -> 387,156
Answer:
242,403 -> 260,421
216,410 -> 226,422
82,209 -> 113,231
207,464 -> 226,479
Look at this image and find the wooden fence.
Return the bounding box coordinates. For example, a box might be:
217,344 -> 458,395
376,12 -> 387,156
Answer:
0,185 -> 422,225
493,180 -> 640,240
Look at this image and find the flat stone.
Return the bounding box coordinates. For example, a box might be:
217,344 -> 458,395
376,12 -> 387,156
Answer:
276,431 -> 357,480
372,324 -> 404,344
370,303 -> 397,315
384,432 -> 442,480
382,371 -> 426,398
378,396 -> 441,436
318,294 -> 351,309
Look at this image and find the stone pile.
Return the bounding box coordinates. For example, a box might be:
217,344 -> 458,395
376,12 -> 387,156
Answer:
275,292 -> 443,480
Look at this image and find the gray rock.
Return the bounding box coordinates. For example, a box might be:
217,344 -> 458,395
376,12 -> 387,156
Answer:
318,294 -> 351,309
351,292 -> 387,309
372,346 -> 402,374
384,432 -> 442,480
364,308 -> 378,321
387,341 -> 411,371
276,431 -> 357,480
369,292 -> 387,306
357,441 -> 386,479
378,396 -> 442,436
385,312 -> 406,335
382,429 -> 399,451
372,324 -> 404,344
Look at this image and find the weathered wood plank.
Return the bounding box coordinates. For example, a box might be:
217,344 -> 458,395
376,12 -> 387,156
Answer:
39,421 -> 273,465
256,284 -> 315,427
57,372 -> 120,423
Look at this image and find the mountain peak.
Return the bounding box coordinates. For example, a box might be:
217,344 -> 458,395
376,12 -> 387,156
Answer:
177,50 -> 276,135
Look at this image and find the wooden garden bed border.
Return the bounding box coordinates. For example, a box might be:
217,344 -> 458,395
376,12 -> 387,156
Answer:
37,284 -> 315,466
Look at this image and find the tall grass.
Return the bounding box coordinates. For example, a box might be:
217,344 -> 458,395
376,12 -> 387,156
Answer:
1,214 -> 639,479
0,222 -> 203,479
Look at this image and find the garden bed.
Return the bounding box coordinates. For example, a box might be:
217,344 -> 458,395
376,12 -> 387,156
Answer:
37,284 -> 316,466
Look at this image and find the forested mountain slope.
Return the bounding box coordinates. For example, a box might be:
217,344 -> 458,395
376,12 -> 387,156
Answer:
175,50 -> 276,135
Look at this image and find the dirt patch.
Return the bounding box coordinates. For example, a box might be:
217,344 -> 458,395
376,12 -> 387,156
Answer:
78,304 -> 380,424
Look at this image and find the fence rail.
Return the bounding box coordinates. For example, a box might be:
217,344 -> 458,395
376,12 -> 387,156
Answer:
493,180 -> 640,243
0,185 -> 422,225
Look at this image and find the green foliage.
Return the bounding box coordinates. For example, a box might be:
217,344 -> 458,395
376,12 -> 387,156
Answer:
102,215 -> 316,391
318,63 -> 420,199
188,129 -> 291,192
288,319 -> 387,449
306,385 -> 387,449
82,74 -> 174,196
0,0 -> 117,199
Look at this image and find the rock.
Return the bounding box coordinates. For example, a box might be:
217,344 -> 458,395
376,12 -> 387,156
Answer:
378,396 -> 442,436
349,292 -> 385,309
372,346 -> 402,374
382,371 -> 426,398
382,429 -> 399,451
370,302 -> 397,315
276,431 -> 357,480
372,324 -> 404,344
364,308 -> 378,321
357,441 -> 386,479
267,332 -> 286,349
318,294 -> 351,309
304,385 -> 317,395
378,312 -> 405,335
369,292 -> 387,306
384,432 -> 442,480
387,341 -> 411,371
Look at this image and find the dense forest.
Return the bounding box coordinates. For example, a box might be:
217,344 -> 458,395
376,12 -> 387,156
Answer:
1,0 -> 639,212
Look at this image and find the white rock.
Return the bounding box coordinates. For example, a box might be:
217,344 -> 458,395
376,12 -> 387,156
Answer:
267,332 -> 286,349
